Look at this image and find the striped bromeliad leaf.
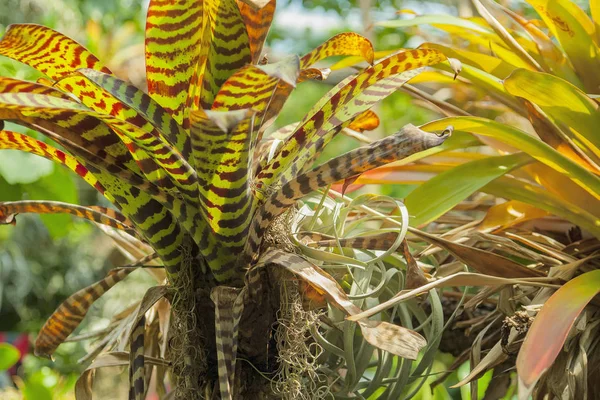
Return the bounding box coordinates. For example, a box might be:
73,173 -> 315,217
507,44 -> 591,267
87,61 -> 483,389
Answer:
236,0 -> 276,64
242,124 -> 449,267
145,0 -> 203,126
0,24 -> 112,81
0,76 -> 74,99
256,49 -> 450,188
34,253 -> 159,359
0,2 -> 455,398
0,200 -> 134,233
193,0 -> 252,110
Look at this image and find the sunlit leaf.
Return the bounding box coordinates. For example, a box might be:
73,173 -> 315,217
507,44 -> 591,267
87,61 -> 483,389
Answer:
0,24 -> 111,81
421,117 -> 600,201
504,69 -> 600,162
145,0 -> 203,125
526,0 -> 600,92
404,152 -> 532,227
478,200 -> 550,232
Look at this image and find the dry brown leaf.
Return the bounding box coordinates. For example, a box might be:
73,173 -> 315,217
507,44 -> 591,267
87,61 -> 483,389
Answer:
258,249 -> 426,359
408,227 -> 545,278
347,272 -> 559,321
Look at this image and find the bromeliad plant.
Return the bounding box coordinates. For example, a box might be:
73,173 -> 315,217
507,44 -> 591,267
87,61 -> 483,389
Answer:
348,0 -> 600,398
0,0 -> 455,399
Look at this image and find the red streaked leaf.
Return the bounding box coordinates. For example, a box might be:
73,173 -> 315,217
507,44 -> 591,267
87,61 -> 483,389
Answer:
145,0 -> 203,125
0,24 -> 111,81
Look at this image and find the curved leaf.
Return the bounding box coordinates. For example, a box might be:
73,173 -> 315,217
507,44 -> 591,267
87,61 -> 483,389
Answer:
259,49 -> 448,187
0,200 -> 134,233
0,130 -> 108,197
526,0 -> 600,92
504,69 -> 600,161
237,0 -> 276,64
300,32 -> 374,69
404,152 -> 533,227
484,177 -> 600,238
0,24 -> 111,81
420,117 -> 600,200
517,270 -> 600,397
35,253 -> 158,358
76,69 -> 191,159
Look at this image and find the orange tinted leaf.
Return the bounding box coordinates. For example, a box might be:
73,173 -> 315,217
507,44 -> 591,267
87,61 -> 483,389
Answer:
347,110 -> 380,132
478,200 -> 550,232
237,0 -> 276,64
300,32 -> 374,69
0,76 -> 72,99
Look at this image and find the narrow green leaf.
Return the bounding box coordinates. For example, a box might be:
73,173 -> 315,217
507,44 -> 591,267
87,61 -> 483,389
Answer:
405,153 -> 532,226
421,117 -> 600,201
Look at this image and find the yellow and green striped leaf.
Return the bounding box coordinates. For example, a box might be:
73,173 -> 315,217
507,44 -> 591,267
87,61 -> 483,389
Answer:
211,55 -> 299,113
76,69 -> 191,159
197,0 -> 252,109
0,200 -> 134,234
145,0 -> 204,125
299,32 -> 374,69
0,130 -> 109,197
0,76 -> 73,99
0,24 -> 111,81
0,92 -> 198,204
190,109 -> 255,240
243,125 -> 448,267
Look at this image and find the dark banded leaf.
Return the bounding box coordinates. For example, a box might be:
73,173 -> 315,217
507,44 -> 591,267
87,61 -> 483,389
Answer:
211,55 -> 299,113
0,76 -> 73,99
243,125 -> 448,267
145,0 -> 204,125
299,32 -> 374,69
34,253 -> 158,359
0,130 -> 108,197
0,93 -> 198,205
211,286 -> 245,399
257,49 -> 448,187
76,69 -> 191,160
0,200 -> 134,233
127,285 -> 168,400
0,24 -> 111,81
196,0 -> 252,109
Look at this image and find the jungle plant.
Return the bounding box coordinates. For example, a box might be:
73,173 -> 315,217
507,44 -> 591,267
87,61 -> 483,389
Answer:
342,0 -> 600,398
0,0 -> 460,399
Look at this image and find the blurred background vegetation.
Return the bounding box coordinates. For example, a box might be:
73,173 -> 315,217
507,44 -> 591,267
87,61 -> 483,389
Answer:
0,0 -> 557,398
